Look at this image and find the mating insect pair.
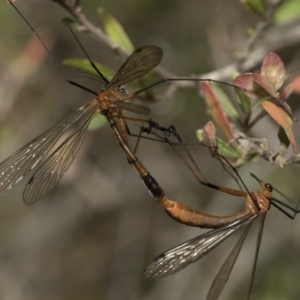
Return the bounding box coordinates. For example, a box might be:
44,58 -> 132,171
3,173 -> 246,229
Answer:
5,1 -> 300,300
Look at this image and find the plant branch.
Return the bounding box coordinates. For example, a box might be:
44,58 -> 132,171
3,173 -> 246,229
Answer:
53,0 -> 300,86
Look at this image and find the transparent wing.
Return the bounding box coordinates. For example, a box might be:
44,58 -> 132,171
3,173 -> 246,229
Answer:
23,111 -> 96,205
0,100 -> 98,195
144,215 -> 257,279
207,224 -> 251,300
113,101 -> 151,115
106,46 -> 163,90
246,214 -> 266,300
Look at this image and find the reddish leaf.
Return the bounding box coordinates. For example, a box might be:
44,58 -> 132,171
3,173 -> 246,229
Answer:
196,123 -> 240,160
262,101 -> 297,154
261,52 -> 285,94
281,74 -> 300,99
234,73 -> 256,98
291,75 -> 300,93
234,73 -> 267,99
235,53 -> 287,100
252,73 -> 273,96
201,82 -> 235,141
203,122 -> 217,149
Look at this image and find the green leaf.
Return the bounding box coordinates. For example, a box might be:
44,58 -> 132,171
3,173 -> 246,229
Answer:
211,84 -> 240,122
232,71 -> 252,118
260,52 -> 285,95
63,17 -> 85,32
240,0 -> 268,17
275,0 -> 300,24
63,58 -> 114,78
201,82 -> 235,141
88,114 -> 107,131
196,129 -> 205,142
196,129 -> 240,159
134,71 -> 156,101
215,138 -> 240,159
235,87 -> 252,119
97,7 -> 134,53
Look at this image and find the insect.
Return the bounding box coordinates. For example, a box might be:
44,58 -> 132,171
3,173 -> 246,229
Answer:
6,1 -> 249,206
142,123 -> 300,299
7,3 -> 299,298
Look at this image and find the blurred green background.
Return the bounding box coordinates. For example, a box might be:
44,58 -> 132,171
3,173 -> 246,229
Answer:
0,0 -> 300,300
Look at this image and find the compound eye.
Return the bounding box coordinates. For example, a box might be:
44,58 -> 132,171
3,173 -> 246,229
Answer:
265,183 -> 273,192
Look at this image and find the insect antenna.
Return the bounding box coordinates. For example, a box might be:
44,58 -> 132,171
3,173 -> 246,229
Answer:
9,0 -> 99,95
51,1 -> 109,85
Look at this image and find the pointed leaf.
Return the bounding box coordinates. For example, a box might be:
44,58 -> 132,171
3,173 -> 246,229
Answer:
281,74 -> 300,98
97,7 -> 134,53
200,122 -> 218,156
64,17 -> 86,32
202,121 -> 217,148
240,0 -> 267,17
215,138 -> 240,159
252,73 -> 274,96
134,72 -> 156,101
235,87 -> 252,118
63,58 -> 114,78
201,82 -> 235,141
234,73 -> 255,96
234,73 -> 265,99
262,101 -> 297,154
232,71 -> 252,117
196,129 -> 239,159
260,52 -> 285,95
211,84 -> 240,122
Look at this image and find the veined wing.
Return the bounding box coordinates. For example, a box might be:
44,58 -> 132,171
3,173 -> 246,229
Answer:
113,101 -> 151,115
0,100 -> 98,195
207,224 -> 252,300
144,215 -> 257,279
246,214 -> 267,300
106,46 -> 163,90
23,110 -> 97,205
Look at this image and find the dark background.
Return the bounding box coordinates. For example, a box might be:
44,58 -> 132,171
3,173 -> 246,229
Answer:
0,1 -> 300,299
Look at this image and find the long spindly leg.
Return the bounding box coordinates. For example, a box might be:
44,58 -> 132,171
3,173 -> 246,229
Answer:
106,116 -> 266,229
8,0 -> 100,95
137,120 -> 250,192
106,116 -> 259,228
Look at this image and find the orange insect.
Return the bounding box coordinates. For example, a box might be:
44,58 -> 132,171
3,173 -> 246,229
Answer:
141,123 -> 300,300
7,1 -> 246,205
7,3 -> 300,298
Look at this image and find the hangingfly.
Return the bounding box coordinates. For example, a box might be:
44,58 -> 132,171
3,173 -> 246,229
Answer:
6,3 -> 300,298
141,124 -> 300,299
0,34 -> 163,205
7,1 -> 250,206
